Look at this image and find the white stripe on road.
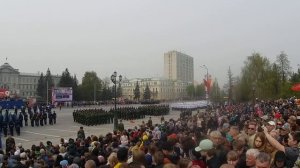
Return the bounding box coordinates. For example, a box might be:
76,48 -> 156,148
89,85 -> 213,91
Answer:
12,137 -> 30,142
47,129 -> 77,133
21,131 -> 61,138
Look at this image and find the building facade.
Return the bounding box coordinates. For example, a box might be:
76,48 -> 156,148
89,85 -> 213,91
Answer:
164,50 -> 194,83
0,62 -> 61,98
122,77 -> 188,101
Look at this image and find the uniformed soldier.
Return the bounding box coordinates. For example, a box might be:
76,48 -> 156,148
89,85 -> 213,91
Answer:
18,112 -> 23,127
118,119 -> 124,132
48,111 -> 53,125
35,112 -> 39,127
3,109 -> 8,137
53,111 -> 56,124
147,117 -> 152,127
15,117 -> 21,136
43,111 -> 47,125
24,112 -> 28,126
8,114 -> 15,136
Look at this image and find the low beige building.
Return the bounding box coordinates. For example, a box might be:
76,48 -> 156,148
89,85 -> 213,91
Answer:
0,62 -> 60,98
122,77 -> 190,101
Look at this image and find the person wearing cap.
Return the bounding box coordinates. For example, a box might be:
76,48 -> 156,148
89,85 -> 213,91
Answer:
195,139 -> 220,168
266,121 -> 276,133
278,123 -> 290,145
60,159 -> 68,168
263,127 -> 300,167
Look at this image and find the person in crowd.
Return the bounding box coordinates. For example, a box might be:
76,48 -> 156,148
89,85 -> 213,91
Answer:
255,152 -> 271,168
226,150 -> 239,167
272,151 -> 286,168
253,132 -> 267,152
245,148 -> 260,168
247,122 -> 257,148
77,126 -> 85,141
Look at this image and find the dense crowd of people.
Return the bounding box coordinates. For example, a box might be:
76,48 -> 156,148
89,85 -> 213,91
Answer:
0,98 -> 300,168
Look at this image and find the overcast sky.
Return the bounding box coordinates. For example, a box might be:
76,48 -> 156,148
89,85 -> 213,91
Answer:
0,0 -> 299,87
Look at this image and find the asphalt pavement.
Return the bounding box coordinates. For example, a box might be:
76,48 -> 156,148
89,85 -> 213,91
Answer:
1,104 -> 190,150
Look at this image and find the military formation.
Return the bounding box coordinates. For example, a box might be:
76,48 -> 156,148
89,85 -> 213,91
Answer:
73,105 -> 170,126
0,105 -> 57,137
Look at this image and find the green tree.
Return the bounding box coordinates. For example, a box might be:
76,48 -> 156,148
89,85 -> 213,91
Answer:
134,81 -> 140,101
276,51 -> 291,84
117,83 -> 122,98
58,68 -> 73,87
195,84 -> 205,98
237,52 -> 271,101
186,85 -> 195,98
37,73 -> 45,100
100,84 -> 112,101
143,83 -> 151,100
227,67 -> 233,104
72,75 -> 80,101
210,79 -> 222,105
80,71 -> 102,101
45,68 -> 54,103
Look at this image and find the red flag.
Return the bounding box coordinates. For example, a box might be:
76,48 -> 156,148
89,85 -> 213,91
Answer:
291,83 -> 300,92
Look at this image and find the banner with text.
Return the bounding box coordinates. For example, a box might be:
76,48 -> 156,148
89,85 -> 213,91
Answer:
52,87 -> 73,103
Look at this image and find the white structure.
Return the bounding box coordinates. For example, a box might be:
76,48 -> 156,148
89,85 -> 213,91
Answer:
164,50 -> 194,83
122,78 -> 189,101
0,62 -> 61,98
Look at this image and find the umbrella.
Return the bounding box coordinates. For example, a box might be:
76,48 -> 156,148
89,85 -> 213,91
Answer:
291,83 -> 300,92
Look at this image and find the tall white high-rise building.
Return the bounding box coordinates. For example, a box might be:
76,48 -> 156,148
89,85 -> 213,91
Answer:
164,50 -> 194,83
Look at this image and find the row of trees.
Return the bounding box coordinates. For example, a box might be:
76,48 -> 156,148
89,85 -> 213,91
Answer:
231,51 -> 300,103
186,51 -> 300,105
36,69 -> 153,103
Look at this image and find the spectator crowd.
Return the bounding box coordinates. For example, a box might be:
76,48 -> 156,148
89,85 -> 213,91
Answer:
0,98 -> 300,168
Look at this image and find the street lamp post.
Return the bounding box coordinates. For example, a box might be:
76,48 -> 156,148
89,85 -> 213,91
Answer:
111,71 -> 122,130
200,65 -> 209,105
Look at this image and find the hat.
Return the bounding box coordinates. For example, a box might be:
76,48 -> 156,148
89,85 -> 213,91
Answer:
222,123 -> 230,129
195,139 -> 213,152
274,151 -> 286,162
261,115 -> 268,120
267,121 -> 276,126
20,152 -> 26,159
60,160 -> 68,167
17,143 -> 22,148
280,123 -> 290,131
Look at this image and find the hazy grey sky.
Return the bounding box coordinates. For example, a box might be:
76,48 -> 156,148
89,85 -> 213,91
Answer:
1,0 -> 300,86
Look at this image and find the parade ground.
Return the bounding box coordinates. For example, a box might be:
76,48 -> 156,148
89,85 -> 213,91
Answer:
2,104 -> 186,150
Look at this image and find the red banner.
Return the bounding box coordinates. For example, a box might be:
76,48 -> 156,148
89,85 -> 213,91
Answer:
0,88 -> 10,98
291,83 -> 300,92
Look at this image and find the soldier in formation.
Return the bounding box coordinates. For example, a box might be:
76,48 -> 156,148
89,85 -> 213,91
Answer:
73,105 -> 170,126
